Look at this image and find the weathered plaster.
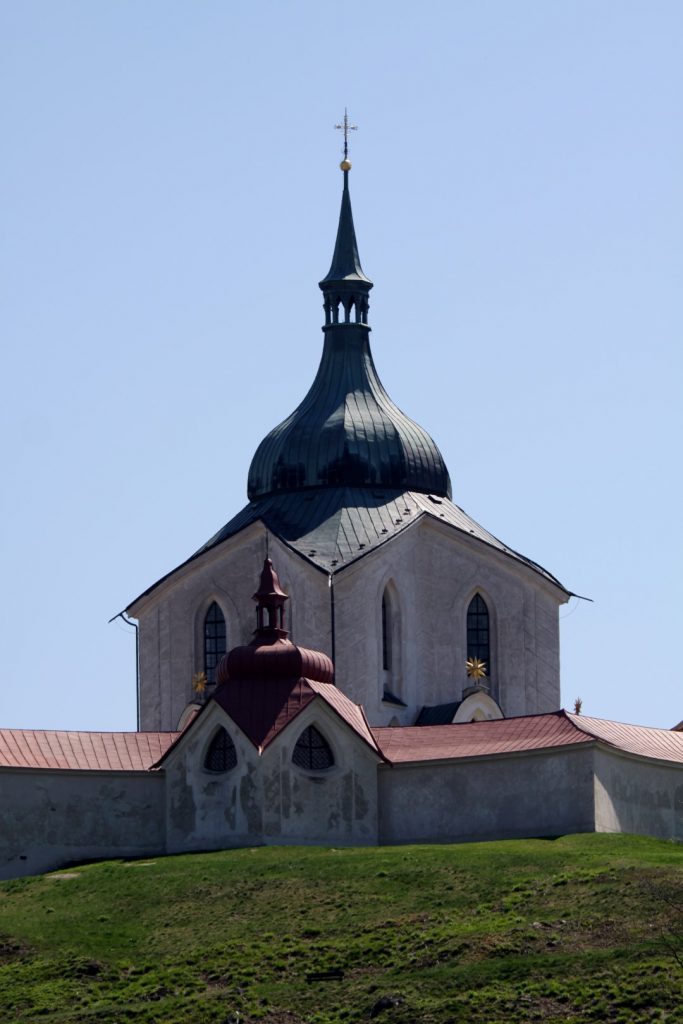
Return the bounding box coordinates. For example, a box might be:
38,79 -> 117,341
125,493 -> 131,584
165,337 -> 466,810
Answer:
162,698 -> 380,852
593,747 -> 683,841
377,746 -> 596,844
0,769 -> 165,880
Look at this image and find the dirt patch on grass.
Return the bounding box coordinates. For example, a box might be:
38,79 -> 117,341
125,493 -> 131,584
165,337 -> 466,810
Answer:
259,1013 -> 306,1024
517,994 -> 575,1019
0,935 -> 30,962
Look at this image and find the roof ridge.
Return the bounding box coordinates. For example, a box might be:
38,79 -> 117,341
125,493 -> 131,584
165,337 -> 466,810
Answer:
566,711 -> 680,733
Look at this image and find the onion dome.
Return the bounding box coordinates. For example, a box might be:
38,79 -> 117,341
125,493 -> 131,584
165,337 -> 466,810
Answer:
216,559 -> 334,686
247,163 -> 451,501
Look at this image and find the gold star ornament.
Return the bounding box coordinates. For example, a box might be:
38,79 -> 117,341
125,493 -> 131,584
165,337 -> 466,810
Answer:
466,657 -> 488,681
192,671 -> 208,694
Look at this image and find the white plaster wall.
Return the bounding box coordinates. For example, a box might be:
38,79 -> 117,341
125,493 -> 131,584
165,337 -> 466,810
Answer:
164,698 -> 379,852
377,746 -> 596,844
593,748 -> 683,841
0,769 -> 166,880
132,515 -> 565,731
332,517 -> 564,726
134,525 -> 331,731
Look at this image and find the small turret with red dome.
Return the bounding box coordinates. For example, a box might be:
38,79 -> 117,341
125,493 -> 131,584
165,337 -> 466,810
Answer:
216,559 -> 334,687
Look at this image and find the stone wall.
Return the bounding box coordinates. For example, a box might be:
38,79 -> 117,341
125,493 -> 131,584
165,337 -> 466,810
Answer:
377,746 -> 596,844
0,768 -> 166,880
594,747 -> 683,840
2,738 -> 681,882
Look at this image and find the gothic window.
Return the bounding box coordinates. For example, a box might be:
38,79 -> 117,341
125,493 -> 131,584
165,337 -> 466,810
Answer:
292,725 -> 334,771
204,602 -> 227,685
204,727 -> 237,773
467,594 -> 490,675
382,592 -> 391,670
381,583 -> 404,704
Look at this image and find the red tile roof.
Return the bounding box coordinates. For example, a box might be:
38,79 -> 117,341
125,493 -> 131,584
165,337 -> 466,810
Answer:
213,676 -> 318,751
373,711 -> 591,763
307,679 -> 380,755
210,675 -> 380,756
373,711 -> 683,765
0,730 -> 179,771
2,713 -> 680,773
568,713 -> 683,763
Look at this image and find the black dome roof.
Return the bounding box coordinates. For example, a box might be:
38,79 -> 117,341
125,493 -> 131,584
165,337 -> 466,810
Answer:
247,326 -> 451,500
247,168 -> 451,502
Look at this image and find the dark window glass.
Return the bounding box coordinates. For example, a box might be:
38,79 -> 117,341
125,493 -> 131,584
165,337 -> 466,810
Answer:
204,602 -> 227,684
204,727 -> 237,773
467,594 -> 490,674
381,593 -> 390,670
292,725 -> 334,771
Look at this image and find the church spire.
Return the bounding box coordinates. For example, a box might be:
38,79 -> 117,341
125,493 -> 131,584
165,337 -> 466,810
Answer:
319,111 -> 373,327
246,123 -> 452,502
320,174 -> 372,287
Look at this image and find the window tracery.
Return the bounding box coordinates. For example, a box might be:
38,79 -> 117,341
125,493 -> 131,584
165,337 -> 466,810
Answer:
204,727 -> 237,773
204,602 -> 227,685
467,594 -> 490,675
292,725 -> 334,771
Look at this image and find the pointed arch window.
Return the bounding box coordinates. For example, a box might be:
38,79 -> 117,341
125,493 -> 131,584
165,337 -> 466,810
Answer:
382,591 -> 391,671
292,725 -> 334,771
381,583 -> 404,705
204,602 -> 227,685
467,594 -> 490,676
204,727 -> 237,773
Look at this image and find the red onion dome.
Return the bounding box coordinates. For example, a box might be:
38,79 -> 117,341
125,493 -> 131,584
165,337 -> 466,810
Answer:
217,640 -> 333,686
215,558 -> 334,686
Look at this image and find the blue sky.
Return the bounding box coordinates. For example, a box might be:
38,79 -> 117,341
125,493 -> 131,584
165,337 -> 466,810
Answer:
1,1 -> 681,731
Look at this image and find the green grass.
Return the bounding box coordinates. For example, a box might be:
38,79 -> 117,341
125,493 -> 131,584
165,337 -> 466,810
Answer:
0,834 -> 681,1023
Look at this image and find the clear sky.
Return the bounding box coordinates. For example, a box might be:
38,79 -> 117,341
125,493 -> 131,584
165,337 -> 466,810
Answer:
1,1 -> 681,731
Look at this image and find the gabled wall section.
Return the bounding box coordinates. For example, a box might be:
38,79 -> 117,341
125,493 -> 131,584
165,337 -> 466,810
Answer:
130,501 -> 566,732
163,697 -> 380,852
132,525 -> 331,731
332,516 -> 564,725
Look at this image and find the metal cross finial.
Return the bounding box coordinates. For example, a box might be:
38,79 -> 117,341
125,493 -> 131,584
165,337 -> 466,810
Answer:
334,108 -> 358,160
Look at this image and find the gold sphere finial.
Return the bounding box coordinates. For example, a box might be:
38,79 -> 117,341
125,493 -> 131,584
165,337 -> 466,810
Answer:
335,110 -> 357,172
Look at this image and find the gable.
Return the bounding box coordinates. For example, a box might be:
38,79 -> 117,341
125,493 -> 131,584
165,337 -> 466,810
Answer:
126,487 -> 570,616
213,676 -> 317,751
158,675 -> 381,769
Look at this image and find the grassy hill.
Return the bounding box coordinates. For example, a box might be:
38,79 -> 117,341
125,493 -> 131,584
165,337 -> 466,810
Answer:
0,834 -> 681,1023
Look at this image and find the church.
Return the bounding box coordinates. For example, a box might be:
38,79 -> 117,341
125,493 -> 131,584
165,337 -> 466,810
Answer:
1,140 -> 681,880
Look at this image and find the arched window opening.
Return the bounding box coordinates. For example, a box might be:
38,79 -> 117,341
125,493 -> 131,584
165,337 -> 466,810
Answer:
204,727 -> 237,773
204,602 -> 227,685
292,725 -> 334,771
382,592 -> 391,671
381,583 -> 404,705
467,594 -> 490,677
